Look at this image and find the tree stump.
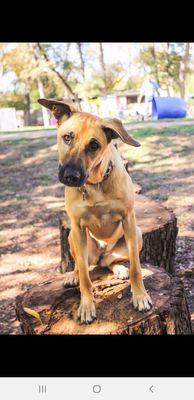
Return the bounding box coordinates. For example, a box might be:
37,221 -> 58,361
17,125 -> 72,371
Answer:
16,264 -> 192,335
59,193 -> 178,274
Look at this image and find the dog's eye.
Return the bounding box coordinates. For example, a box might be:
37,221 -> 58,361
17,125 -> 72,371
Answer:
86,139 -> 100,153
63,132 -> 73,144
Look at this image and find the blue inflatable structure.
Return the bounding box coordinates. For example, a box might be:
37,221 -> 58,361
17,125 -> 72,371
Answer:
152,97 -> 187,120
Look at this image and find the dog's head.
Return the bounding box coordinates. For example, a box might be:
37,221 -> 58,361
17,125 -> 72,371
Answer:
38,98 -> 140,187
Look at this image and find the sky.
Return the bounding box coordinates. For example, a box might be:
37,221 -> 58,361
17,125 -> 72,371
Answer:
0,72 -> 15,92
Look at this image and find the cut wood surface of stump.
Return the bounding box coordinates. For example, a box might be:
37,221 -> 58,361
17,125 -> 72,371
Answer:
60,192 -> 178,274
16,264 -> 192,335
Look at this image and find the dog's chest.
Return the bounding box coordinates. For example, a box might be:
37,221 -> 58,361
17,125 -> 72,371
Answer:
80,201 -> 122,231
66,183 -> 126,235
71,182 -> 125,224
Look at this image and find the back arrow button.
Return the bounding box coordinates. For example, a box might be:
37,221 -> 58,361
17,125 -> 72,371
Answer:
149,385 -> 154,393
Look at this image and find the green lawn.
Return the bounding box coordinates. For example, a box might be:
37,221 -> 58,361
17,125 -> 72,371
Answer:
1,117 -> 194,135
131,124 -> 194,140
123,117 -> 194,124
0,125 -> 56,134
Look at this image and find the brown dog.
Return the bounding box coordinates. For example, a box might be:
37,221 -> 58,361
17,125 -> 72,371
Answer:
38,98 -> 152,323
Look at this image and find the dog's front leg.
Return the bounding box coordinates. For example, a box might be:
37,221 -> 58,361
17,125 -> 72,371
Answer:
123,210 -> 152,311
70,222 -> 96,323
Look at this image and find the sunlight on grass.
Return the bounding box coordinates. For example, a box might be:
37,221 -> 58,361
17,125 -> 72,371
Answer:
129,124 -> 194,140
116,124 -> 194,237
120,126 -> 194,172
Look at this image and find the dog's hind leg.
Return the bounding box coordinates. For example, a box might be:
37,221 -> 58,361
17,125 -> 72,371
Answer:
87,230 -> 103,267
100,236 -> 129,279
100,227 -> 143,280
123,210 -> 152,311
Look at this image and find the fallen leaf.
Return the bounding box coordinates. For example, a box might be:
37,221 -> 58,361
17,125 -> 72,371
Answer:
23,307 -> 43,324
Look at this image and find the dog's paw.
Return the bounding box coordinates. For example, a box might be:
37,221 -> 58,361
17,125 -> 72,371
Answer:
132,290 -> 152,312
77,296 -> 96,324
113,265 -> 129,280
63,272 -> 79,288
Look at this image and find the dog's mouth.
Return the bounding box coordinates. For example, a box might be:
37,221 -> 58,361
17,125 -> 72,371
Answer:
58,164 -> 88,187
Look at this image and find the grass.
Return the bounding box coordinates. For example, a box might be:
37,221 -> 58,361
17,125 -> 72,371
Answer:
0,125 -> 56,134
123,117 -> 194,124
2,137 -> 51,145
1,117 -> 194,135
130,124 -> 194,140
0,124 -> 193,239
118,124 -> 194,237
123,125 -> 194,169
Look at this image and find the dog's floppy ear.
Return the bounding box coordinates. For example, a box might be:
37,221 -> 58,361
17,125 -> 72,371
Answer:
101,117 -> 141,147
38,98 -> 78,123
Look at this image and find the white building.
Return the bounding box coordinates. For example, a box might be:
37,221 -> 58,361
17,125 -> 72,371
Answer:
0,108 -> 17,130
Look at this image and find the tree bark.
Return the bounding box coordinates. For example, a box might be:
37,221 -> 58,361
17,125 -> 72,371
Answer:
59,221 -> 74,273
30,43 -> 50,127
179,43 -> 190,99
99,43 -> 107,95
16,264 -> 192,335
152,43 -> 160,85
76,43 -> 85,80
0,64 -> 3,84
165,43 -> 172,96
37,78 -> 50,126
24,93 -> 31,126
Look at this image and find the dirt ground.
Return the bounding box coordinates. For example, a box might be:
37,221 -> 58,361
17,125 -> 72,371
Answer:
0,125 -> 194,334
0,137 -> 64,334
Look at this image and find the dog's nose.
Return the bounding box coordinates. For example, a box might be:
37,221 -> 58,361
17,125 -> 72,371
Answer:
63,168 -> 81,185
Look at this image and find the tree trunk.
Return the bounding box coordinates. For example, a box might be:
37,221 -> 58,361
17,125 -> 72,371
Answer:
16,264 -> 192,335
30,42 -> 51,125
152,43 -> 160,85
37,78 -> 50,126
59,191 -> 178,274
165,43 -> 172,96
0,64 -> 3,85
179,43 -> 190,99
24,93 -> 31,126
99,42 -> 107,95
77,43 -> 85,80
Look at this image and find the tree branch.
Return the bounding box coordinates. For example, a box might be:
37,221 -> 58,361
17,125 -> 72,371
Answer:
37,43 -> 75,97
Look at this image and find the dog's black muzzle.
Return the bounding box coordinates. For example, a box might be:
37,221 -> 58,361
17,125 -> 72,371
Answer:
58,163 -> 87,187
